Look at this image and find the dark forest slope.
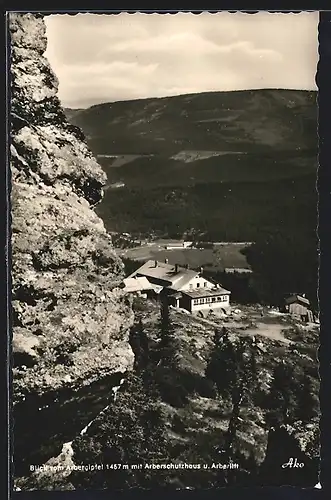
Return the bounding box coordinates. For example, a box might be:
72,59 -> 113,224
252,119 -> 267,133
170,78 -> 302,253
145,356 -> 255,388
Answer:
65,90 -> 317,241
65,89 -> 317,156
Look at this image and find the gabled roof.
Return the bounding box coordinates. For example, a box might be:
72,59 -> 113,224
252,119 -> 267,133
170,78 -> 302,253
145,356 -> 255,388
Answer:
128,259 -> 199,291
285,294 -> 311,306
122,276 -> 154,293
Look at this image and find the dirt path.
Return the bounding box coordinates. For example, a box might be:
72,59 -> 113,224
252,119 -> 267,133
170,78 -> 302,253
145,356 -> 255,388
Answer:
241,324 -> 293,344
142,304 -> 293,345
183,313 -> 293,345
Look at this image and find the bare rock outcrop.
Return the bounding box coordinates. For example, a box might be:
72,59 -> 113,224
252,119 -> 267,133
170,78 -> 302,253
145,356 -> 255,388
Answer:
10,13 -> 134,400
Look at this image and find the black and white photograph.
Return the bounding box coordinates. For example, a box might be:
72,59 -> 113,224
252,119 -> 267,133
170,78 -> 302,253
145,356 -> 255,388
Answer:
9,11 -> 320,491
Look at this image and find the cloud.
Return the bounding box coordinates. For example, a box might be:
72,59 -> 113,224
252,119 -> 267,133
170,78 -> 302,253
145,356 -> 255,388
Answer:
44,12 -> 318,108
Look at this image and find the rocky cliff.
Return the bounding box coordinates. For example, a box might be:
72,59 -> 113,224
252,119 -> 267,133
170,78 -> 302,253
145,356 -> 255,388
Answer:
10,13 -> 134,401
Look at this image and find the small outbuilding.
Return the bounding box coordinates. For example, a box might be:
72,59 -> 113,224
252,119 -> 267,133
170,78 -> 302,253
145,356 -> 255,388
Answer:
282,294 -> 316,323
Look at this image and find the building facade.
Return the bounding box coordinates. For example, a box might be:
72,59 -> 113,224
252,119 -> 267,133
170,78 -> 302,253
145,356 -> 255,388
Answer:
178,289 -> 230,313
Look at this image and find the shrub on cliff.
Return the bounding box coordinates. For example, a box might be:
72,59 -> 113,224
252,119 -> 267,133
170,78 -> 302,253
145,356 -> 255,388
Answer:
70,372 -> 168,489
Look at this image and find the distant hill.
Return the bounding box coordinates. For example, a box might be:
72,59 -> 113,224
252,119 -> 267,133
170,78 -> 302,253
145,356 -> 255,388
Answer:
64,89 -> 317,156
64,89 -> 317,249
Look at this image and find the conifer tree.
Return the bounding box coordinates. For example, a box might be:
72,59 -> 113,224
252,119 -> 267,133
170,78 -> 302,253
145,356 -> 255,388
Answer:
295,373 -> 319,423
156,295 -> 187,406
206,329 -> 237,397
129,317 -> 160,400
266,361 -> 297,427
129,316 -> 149,371
158,295 -> 180,368
223,338 -> 258,461
206,335 -> 259,465
137,317 -> 149,365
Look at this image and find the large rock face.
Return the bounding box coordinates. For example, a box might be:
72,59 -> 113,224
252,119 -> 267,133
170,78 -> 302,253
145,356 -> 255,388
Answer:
10,13 -> 134,400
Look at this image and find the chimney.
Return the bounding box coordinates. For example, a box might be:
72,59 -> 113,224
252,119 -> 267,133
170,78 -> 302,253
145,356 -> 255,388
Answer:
199,266 -> 204,274
175,264 -> 179,273
154,260 -> 158,268
185,263 -> 190,270
164,258 -> 169,264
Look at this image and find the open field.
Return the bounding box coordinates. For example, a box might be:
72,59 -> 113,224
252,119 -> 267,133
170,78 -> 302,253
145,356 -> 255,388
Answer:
117,241 -> 251,272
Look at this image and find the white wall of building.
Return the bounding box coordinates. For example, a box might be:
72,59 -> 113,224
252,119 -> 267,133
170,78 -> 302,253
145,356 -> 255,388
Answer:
191,294 -> 230,312
165,241 -> 192,249
180,276 -> 214,292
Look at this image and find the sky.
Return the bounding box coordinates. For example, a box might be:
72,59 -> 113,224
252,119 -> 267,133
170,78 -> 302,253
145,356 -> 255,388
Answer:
45,12 -> 319,109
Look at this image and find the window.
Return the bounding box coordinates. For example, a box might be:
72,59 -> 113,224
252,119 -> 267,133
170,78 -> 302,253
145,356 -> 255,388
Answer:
197,282 -> 200,288
204,282 -> 207,287
189,283 -> 193,289
212,297 -> 216,303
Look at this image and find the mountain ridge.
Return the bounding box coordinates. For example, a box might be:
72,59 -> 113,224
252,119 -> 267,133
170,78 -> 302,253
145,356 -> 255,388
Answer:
65,87 -> 317,110
64,89 -> 317,157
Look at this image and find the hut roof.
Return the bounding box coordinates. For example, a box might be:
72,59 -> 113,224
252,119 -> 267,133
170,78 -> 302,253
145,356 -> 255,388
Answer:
285,294 -> 311,306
